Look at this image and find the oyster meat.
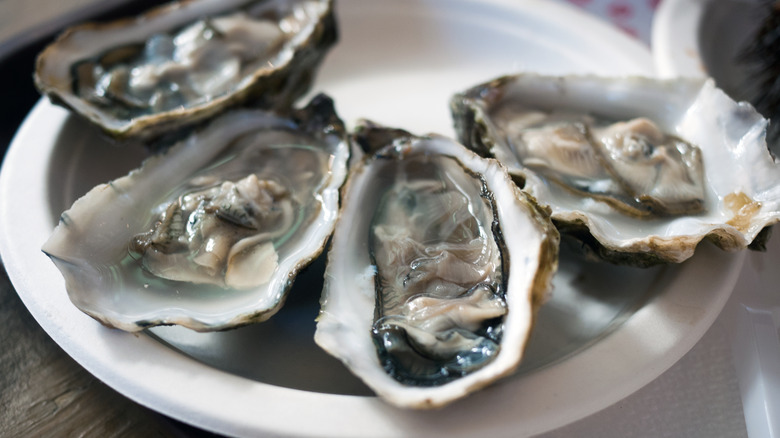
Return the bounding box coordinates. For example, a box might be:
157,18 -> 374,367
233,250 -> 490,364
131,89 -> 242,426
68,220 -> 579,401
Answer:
42,94 -> 349,332
35,0 -> 336,140
452,74 -> 780,265
498,112 -> 706,218
315,123 -> 559,408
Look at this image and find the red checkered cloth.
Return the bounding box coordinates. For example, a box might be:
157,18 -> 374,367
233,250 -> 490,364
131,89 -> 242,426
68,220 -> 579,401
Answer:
564,0 -> 659,44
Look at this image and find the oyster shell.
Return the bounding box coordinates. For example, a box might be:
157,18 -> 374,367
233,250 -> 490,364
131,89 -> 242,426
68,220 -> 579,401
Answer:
451,74 -> 780,265
35,0 -> 336,141
42,94 -> 349,332
314,123 -> 559,408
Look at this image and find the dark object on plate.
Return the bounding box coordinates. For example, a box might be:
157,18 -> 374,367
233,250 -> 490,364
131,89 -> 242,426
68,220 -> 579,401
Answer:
739,0 -> 780,150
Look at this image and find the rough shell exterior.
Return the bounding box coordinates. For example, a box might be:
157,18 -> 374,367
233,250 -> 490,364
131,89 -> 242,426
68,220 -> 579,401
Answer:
34,0 -> 337,141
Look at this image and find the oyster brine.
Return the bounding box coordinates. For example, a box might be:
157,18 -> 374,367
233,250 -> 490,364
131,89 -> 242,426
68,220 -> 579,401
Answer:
452,74 -> 780,265
315,123 -> 559,408
42,94 -> 349,332
35,0 -> 336,140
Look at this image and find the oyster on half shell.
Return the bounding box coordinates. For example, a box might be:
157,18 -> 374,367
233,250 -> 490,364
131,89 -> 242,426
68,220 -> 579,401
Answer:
35,0 -> 336,141
42,94 -> 349,332
452,74 -> 780,265
314,122 -> 559,409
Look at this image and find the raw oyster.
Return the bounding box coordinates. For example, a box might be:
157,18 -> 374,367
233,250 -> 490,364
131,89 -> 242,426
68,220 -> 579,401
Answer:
35,0 -> 336,140
42,94 -> 349,332
451,73 -> 780,265
314,123 -> 559,408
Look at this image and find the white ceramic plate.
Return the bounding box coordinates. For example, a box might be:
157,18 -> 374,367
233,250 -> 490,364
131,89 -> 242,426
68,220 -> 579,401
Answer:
653,0 -> 764,88
0,0 -> 746,436
0,0 -> 135,60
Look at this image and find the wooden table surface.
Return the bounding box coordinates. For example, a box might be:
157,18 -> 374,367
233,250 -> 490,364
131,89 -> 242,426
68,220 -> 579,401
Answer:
0,266 -> 186,437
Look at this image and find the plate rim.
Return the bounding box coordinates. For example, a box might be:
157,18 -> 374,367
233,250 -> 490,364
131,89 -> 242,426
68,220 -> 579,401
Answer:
651,0 -> 710,78
0,0 -> 746,436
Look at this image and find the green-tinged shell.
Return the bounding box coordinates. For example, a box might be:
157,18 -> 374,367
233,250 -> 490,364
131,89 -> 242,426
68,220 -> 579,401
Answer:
42,94 -> 349,332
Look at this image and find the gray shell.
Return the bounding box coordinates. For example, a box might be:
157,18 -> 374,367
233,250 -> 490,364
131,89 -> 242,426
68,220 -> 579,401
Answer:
35,0 -> 336,141
452,73 -> 780,265
315,122 -> 559,408
42,95 -> 349,332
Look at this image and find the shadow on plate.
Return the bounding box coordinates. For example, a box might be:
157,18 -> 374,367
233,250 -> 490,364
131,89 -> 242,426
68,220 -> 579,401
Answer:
148,242 -> 673,396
